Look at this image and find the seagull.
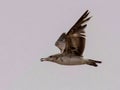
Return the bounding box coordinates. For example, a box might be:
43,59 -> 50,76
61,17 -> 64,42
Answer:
40,10 -> 102,67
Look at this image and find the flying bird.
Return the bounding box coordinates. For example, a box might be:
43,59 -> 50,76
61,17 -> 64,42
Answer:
41,10 -> 102,67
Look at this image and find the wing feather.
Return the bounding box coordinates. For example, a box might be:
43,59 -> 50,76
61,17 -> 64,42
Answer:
55,33 -> 66,53
63,10 -> 91,56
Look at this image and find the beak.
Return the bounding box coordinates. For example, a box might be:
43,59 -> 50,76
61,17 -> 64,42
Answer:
40,58 -> 47,62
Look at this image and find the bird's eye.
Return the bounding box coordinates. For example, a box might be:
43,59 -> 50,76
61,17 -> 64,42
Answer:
49,56 -> 53,58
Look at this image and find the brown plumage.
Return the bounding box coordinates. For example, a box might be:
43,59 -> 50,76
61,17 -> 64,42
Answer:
56,10 -> 92,56
41,10 -> 102,67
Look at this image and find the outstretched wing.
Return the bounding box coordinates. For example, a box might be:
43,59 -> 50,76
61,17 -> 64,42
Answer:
55,33 -> 66,53
63,10 -> 91,56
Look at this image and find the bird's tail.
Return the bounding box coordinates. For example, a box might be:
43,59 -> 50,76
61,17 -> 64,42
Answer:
86,59 -> 102,67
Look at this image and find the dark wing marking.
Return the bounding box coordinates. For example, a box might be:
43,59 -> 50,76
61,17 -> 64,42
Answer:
63,10 -> 91,56
55,33 -> 66,53
67,10 -> 91,35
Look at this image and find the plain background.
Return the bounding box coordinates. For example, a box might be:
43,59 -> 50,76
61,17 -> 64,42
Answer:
0,0 -> 120,90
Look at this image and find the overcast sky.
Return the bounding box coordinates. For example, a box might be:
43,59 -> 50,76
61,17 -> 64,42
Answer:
0,0 -> 120,90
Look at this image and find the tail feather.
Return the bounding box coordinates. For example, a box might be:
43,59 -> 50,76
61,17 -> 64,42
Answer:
87,59 -> 102,67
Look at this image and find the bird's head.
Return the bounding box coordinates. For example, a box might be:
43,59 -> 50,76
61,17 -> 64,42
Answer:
40,54 -> 61,62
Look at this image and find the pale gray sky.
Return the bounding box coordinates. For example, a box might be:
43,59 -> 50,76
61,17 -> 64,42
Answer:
0,0 -> 120,90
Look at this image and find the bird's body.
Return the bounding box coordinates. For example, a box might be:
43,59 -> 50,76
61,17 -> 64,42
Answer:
41,54 -> 101,66
57,55 -> 86,65
41,54 -> 86,65
41,10 -> 102,67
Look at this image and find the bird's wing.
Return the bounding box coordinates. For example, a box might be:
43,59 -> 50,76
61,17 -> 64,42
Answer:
55,33 -> 66,53
63,10 -> 91,56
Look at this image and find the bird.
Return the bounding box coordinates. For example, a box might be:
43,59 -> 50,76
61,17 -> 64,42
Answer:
40,10 -> 102,67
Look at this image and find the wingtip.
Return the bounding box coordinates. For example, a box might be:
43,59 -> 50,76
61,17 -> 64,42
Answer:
80,10 -> 91,21
85,10 -> 89,13
86,10 -> 90,14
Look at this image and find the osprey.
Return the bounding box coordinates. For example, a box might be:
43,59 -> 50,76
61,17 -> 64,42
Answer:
41,10 -> 102,67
